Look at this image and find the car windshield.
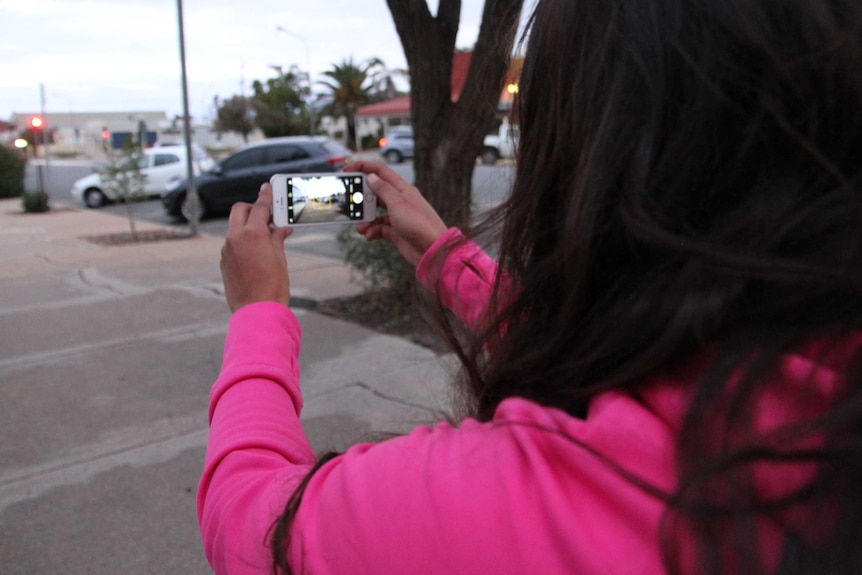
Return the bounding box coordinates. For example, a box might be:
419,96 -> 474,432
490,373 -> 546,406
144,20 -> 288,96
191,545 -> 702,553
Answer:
131,154 -> 148,169
322,141 -> 350,157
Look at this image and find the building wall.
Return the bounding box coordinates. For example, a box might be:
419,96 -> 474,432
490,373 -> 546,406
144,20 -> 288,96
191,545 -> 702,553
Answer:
9,109 -> 391,157
317,115 -> 385,150
10,111 -> 260,158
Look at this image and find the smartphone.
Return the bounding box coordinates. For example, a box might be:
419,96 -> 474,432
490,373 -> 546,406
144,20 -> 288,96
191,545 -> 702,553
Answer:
270,172 -> 375,227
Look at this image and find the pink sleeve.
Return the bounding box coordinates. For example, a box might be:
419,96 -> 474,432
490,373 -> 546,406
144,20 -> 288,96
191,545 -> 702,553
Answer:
284,396 -> 674,575
197,302 -> 316,575
415,227 -> 502,333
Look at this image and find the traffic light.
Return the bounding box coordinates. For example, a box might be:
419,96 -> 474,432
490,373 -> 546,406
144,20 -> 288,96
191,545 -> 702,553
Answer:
101,128 -> 110,140
30,116 -> 43,130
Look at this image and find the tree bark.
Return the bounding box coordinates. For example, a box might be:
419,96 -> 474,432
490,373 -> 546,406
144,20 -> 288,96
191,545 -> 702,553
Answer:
386,0 -> 524,227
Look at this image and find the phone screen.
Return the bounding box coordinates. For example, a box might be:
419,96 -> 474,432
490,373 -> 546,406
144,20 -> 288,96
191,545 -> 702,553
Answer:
282,174 -> 366,225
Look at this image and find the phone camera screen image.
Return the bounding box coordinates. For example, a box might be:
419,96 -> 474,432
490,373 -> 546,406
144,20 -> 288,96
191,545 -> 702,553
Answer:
286,175 -> 365,224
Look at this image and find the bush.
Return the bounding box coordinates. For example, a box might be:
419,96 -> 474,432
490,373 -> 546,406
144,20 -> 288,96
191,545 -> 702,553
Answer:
0,146 -> 26,199
22,191 -> 50,213
360,134 -> 379,150
337,226 -> 414,296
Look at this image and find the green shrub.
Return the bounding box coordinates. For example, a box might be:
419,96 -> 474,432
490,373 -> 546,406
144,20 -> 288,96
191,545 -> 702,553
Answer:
0,146 -> 26,198
337,227 -> 414,296
22,191 -> 50,213
360,134 -> 379,150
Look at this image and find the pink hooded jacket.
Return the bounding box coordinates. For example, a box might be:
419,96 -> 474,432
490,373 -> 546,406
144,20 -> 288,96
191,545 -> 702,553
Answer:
198,228 -> 853,574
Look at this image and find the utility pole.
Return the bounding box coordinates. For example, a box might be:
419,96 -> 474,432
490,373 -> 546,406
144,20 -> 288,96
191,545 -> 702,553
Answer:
40,84 -> 50,190
176,0 -> 199,236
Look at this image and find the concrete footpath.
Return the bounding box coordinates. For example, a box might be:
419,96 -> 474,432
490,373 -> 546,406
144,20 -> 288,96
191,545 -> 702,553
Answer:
0,200 -> 455,574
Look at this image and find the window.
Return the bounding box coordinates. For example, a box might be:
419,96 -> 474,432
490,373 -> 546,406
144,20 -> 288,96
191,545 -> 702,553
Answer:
131,154 -> 149,170
267,145 -> 310,164
222,148 -> 267,171
154,154 -> 180,166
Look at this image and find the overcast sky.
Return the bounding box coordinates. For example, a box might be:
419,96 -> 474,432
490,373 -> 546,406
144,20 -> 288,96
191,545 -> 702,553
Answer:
0,0 -> 497,122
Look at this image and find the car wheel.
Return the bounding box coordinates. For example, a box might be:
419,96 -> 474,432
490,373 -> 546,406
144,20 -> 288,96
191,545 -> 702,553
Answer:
180,193 -> 208,222
481,148 -> 499,166
84,188 -> 108,208
384,150 -> 403,164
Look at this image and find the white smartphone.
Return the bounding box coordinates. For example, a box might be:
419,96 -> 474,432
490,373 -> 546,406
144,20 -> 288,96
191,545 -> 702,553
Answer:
270,172 -> 376,227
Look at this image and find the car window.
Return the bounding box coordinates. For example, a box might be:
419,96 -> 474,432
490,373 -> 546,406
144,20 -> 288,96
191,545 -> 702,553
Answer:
154,153 -> 180,166
132,154 -> 149,169
322,141 -> 350,156
221,148 -> 267,171
267,145 -> 310,163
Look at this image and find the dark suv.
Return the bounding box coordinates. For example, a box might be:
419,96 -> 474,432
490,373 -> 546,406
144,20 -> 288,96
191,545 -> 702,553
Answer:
162,136 -> 350,220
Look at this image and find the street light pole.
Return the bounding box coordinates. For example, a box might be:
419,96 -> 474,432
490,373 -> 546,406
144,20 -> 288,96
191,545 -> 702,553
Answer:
275,26 -> 314,135
40,84 -> 50,188
176,0 -> 199,236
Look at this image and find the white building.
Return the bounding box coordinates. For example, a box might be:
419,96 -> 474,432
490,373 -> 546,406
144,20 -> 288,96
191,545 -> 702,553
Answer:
10,111 -> 255,158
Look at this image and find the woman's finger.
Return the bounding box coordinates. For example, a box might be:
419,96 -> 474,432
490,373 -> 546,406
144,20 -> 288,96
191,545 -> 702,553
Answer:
248,183 -> 274,228
227,201 -> 253,230
345,161 -> 410,191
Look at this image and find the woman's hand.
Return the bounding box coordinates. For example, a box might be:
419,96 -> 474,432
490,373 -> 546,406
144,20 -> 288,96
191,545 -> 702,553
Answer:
348,161 -> 448,266
220,183 -> 293,313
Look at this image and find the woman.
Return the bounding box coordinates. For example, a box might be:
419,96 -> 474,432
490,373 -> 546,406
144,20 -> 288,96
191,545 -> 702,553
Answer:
199,0 -> 862,573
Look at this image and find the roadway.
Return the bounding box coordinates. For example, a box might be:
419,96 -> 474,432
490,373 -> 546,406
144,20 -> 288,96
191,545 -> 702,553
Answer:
27,158 -> 515,260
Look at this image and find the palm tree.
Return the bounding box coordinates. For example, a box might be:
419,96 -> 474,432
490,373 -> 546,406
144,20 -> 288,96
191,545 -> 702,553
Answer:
318,57 -> 385,150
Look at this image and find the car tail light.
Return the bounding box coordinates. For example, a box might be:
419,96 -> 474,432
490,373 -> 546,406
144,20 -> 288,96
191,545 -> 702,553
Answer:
326,155 -> 348,167
378,137 -> 387,147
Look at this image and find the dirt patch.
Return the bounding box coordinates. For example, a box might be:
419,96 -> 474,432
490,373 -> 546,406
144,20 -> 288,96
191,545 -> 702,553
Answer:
5,205 -> 77,215
80,229 -> 192,246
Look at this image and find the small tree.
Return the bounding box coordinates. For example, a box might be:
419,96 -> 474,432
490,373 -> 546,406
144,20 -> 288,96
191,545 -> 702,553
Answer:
215,95 -> 255,143
251,66 -> 309,137
98,142 -> 147,240
0,146 -> 25,199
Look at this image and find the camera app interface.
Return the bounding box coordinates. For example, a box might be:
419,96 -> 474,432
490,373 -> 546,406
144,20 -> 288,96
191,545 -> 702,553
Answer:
286,175 -> 365,224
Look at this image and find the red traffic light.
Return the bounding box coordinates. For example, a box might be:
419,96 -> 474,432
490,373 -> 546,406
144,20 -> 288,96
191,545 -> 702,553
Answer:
30,116 -> 43,129
101,129 -> 110,140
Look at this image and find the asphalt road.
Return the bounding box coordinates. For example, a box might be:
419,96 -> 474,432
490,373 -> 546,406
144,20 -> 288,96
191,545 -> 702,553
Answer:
28,158 -> 515,260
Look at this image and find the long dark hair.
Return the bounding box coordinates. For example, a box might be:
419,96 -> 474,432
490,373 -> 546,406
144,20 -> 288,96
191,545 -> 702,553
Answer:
273,0 -> 862,572
463,0 -> 862,572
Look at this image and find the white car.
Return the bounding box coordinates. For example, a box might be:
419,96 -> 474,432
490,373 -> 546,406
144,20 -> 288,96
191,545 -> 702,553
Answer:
151,142 -> 217,172
70,146 -> 214,208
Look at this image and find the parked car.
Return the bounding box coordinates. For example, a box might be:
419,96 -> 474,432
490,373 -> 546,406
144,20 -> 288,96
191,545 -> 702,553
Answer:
377,122 -> 520,166
70,146 -> 214,208
151,141 -> 217,172
480,120 -> 520,165
378,126 -> 414,164
162,136 -> 350,221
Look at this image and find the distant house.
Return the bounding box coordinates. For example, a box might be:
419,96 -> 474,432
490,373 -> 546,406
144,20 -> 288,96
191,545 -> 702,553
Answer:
11,110 -> 168,157
7,111 -> 251,158
0,120 -> 16,146
356,51 -> 522,130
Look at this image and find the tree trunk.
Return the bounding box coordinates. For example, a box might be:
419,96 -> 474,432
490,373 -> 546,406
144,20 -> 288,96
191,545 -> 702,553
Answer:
347,106 -> 358,151
386,0 -> 524,228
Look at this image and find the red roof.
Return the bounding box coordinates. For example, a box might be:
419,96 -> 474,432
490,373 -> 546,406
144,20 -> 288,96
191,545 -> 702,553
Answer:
356,95 -> 411,118
449,51 -> 472,101
357,51 -> 475,118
